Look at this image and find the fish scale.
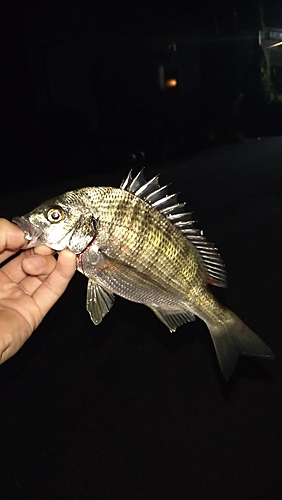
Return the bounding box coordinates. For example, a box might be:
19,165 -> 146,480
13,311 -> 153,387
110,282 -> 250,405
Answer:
12,169 -> 274,380
93,189 -> 203,299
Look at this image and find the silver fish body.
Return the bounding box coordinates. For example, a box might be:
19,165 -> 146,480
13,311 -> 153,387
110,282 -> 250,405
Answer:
13,170 -> 274,379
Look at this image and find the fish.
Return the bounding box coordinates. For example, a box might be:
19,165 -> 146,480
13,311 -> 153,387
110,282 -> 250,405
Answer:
12,169 -> 274,379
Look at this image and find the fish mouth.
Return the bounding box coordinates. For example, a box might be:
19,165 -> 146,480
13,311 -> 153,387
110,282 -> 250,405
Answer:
12,216 -> 43,249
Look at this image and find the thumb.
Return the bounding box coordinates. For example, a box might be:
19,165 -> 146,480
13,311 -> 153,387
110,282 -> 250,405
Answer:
56,249 -> 77,280
31,249 -> 77,318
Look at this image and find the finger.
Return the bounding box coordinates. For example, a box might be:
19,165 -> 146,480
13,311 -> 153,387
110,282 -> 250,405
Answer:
32,249 -> 76,316
21,254 -> 56,278
0,249 -> 19,264
11,246 -> 55,283
0,250 -> 76,364
0,252 -> 28,286
0,249 -> 38,284
0,249 -> 55,286
0,243 -> 53,270
17,254 -> 58,296
34,245 -> 54,256
0,219 -> 25,257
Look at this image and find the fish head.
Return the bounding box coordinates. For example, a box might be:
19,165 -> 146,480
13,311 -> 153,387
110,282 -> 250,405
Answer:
13,190 -> 97,254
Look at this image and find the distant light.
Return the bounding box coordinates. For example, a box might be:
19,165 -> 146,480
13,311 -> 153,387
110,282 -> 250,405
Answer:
165,79 -> 178,88
268,41 -> 282,48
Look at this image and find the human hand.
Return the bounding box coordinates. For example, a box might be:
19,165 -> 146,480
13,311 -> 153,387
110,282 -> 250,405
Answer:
0,218 -> 76,364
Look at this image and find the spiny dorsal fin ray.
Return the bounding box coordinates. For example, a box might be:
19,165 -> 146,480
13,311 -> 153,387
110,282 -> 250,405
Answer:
151,192 -> 179,210
128,168 -> 147,193
143,183 -> 170,203
161,202 -> 187,216
120,169 -> 133,190
135,176 -> 162,198
120,169 -> 227,288
167,212 -> 192,222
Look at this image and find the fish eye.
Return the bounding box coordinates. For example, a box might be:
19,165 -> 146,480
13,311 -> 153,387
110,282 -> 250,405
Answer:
46,207 -> 65,223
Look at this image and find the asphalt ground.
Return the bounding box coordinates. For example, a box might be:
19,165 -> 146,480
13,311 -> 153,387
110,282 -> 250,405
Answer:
0,136 -> 282,499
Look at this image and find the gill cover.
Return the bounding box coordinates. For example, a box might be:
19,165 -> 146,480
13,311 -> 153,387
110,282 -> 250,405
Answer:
67,214 -> 97,254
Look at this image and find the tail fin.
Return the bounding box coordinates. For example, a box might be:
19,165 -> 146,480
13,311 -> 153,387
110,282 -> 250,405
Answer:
207,309 -> 274,380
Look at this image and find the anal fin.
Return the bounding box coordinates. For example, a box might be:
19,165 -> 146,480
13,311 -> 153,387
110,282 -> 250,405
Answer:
151,307 -> 195,333
86,280 -> 115,325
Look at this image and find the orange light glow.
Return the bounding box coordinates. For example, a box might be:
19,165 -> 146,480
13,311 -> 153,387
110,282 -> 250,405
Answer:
165,79 -> 178,88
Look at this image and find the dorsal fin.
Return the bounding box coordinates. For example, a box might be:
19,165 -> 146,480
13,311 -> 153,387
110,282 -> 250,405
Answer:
120,169 -> 227,288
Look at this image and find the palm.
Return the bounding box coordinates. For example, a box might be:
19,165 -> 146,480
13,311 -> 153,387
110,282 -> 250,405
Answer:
0,254 -> 44,334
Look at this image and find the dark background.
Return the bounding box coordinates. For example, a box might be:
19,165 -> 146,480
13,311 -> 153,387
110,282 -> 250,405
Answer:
2,0 -> 282,192
1,1 -> 282,499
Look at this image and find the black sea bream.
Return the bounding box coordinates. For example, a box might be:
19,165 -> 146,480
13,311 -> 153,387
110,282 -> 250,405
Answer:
13,170 -> 274,379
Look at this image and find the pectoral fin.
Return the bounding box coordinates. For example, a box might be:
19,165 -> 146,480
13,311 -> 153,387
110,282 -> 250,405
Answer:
86,280 -> 115,325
